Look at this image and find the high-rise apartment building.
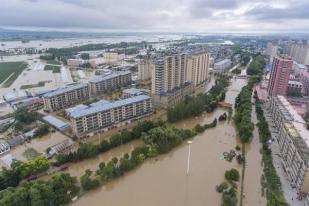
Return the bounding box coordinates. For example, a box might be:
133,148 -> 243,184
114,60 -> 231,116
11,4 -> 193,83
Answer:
151,51 -> 209,95
267,56 -> 293,96
186,51 -> 210,86
265,42 -> 278,62
137,57 -> 153,81
286,43 -> 309,65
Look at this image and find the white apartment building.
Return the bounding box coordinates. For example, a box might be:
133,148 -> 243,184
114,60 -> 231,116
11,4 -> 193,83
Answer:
43,83 -> 90,112
186,51 -> 210,86
269,96 -> 309,194
213,59 -> 232,74
287,43 -> 309,65
151,51 -> 209,95
137,57 -> 153,81
89,71 -> 132,95
266,42 -> 278,62
70,95 -> 153,137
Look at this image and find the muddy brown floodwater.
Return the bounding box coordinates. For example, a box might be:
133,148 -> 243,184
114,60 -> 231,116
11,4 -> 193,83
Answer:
70,77 -> 265,206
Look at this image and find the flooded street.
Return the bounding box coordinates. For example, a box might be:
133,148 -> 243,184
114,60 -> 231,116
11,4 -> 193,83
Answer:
243,105 -> 266,206
10,131 -> 69,161
70,77 -> 263,206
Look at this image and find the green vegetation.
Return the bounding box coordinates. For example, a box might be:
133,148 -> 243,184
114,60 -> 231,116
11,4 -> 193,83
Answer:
14,108 -> 38,124
46,59 -> 61,65
167,75 -> 229,123
0,62 -> 27,87
255,105 -> 287,206
34,124 -> 49,138
80,53 -> 90,60
55,120 -> 165,165
231,67 -> 241,74
0,173 -> 79,206
219,168 -> 240,206
20,81 -> 45,89
79,125 -> 195,191
0,156 -> 50,191
22,148 -> 40,160
246,55 -> 266,77
39,54 -> 54,61
44,65 -> 61,73
234,55 -> 265,143
194,118 -> 218,133
225,169 -> 240,182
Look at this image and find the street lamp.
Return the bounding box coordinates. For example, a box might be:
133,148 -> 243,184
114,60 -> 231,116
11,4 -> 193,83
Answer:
186,140 -> 193,175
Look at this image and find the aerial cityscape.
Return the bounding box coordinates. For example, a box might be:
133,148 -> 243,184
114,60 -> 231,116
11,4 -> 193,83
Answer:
0,0 -> 309,206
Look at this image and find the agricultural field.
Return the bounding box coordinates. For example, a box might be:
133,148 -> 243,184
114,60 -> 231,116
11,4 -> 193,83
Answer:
44,65 -> 61,73
0,61 -> 28,87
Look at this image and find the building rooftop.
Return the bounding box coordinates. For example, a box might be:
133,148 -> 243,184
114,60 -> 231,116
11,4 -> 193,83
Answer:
123,88 -> 148,95
89,99 -> 110,107
3,90 -> 29,102
43,115 -> 70,130
89,71 -> 131,83
276,96 -> 309,166
71,95 -> 150,119
65,104 -> 89,115
214,59 -> 231,66
43,83 -> 88,98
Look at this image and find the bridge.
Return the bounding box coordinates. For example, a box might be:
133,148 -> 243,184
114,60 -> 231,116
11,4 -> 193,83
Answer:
218,102 -> 233,108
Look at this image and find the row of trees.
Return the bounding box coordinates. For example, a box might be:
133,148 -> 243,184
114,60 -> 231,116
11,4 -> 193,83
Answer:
255,105 -> 287,206
234,55 -> 265,143
167,75 -> 230,123
0,156 -> 49,191
55,120 -> 165,165
246,54 -> 266,77
220,168 -> 240,206
0,173 -> 79,206
194,118 -> 218,134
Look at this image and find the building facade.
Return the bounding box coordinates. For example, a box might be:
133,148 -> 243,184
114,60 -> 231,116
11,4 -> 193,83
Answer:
287,80 -> 303,96
186,51 -> 210,86
265,42 -> 278,63
137,57 -> 153,81
89,71 -> 132,95
213,59 -> 232,74
301,71 -> 309,96
286,43 -> 309,65
43,84 -> 90,112
268,96 -> 309,195
267,56 -> 293,96
70,95 -> 153,137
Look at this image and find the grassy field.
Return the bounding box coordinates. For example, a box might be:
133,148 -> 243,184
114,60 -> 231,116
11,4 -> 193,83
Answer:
46,60 -> 61,65
44,65 -> 61,73
0,61 -> 28,87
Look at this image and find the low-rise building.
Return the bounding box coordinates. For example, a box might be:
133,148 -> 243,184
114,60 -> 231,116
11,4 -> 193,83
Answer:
67,59 -> 84,67
0,140 -> 10,156
213,59 -> 232,74
70,95 -> 153,137
152,82 -> 194,108
122,88 -> 148,98
268,96 -> 309,194
11,96 -> 43,110
89,71 -> 132,95
43,115 -> 70,131
43,83 -> 90,112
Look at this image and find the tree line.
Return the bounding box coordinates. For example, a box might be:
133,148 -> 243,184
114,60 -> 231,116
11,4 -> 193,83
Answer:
0,156 -> 49,191
255,105 -> 287,206
55,119 -> 165,166
167,75 -> 230,123
234,55 -> 265,143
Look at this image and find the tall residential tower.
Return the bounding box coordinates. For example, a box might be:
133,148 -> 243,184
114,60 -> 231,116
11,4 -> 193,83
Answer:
267,55 -> 293,96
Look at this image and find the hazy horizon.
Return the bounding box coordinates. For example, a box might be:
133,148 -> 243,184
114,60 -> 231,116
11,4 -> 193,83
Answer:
1,0 -> 309,33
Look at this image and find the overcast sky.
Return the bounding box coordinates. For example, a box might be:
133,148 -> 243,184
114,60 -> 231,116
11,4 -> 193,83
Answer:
1,0 -> 309,33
